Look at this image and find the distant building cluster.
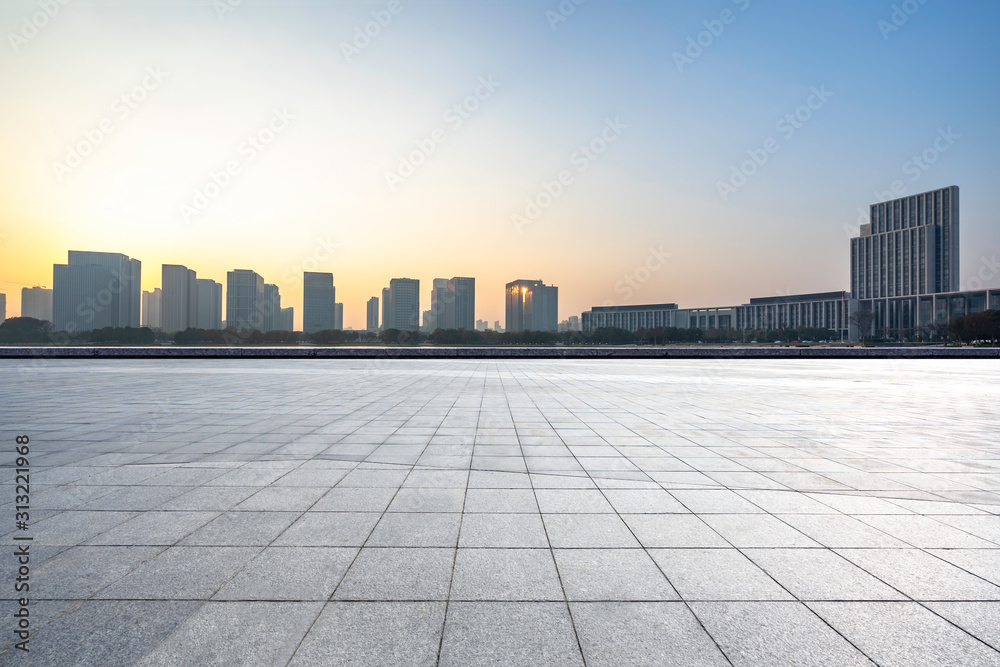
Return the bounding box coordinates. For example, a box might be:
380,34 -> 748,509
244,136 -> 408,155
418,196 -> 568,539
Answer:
582,186 -> 998,340
6,186 -> 993,342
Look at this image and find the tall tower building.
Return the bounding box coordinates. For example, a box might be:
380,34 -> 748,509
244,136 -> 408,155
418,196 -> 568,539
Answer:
446,277 -> 475,330
195,279 -> 223,329
389,278 -> 420,331
142,289 -> 162,328
262,284 -> 281,333
382,287 -> 392,330
0,293 -> 5,325
53,251 -> 141,332
280,307 -> 294,332
21,287 -> 53,323
367,297 -> 380,332
428,279 -> 448,331
161,264 -> 199,334
334,303 -> 344,330
851,186 -> 959,299
303,272 -> 336,333
226,269 -> 265,331
505,279 -> 558,332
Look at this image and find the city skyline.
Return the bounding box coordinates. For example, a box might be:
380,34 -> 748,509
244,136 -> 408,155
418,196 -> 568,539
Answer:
2,1 -> 999,329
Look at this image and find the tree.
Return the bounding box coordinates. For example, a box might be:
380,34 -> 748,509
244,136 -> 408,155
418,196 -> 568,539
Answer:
0,317 -> 53,343
849,307 -> 878,343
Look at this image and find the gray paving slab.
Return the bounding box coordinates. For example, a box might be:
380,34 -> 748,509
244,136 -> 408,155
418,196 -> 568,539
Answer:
554,549 -> 678,601
439,602 -> 584,666
290,601 -> 446,666
809,601 -> 1000,667
135,601 -> 322,666
691,601 -> 876,666
334,547 -> 455,601
571,601 -> 730,666
450,548 -> 563,601
650,549 -> 793,601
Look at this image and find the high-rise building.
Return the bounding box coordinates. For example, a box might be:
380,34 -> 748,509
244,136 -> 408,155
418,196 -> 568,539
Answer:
53,251 -> 141,332
427,278 -> 448,331
494,321 -> 502,332
476,319 -> 488,331
382,287 -> 392,330
446,277 -> 475,330
505,279 -> 558,332
280,307 -> 294,331
226,269 -> 265,331
142,289 -> 162,328
367,297 -> 380,332
334,303 -> 344,331
303,272 -> 336,333
21,287 -> 53,323
0,293 -> 6,325
850,186 -> 960,299
195,279 -> 223,329
389,278 -> 420,331
161,264 -> 199,334
421,310 -> 434,333
262,284 -> 281,333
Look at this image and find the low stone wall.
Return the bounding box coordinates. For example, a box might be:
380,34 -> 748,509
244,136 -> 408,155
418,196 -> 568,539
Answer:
0,346 -> 997,359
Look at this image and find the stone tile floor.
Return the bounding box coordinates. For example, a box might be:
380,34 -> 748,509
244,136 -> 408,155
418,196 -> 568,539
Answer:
0,359 -> 998,666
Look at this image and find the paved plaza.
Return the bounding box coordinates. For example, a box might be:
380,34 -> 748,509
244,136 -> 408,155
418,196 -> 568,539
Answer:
1,358 -> 999,666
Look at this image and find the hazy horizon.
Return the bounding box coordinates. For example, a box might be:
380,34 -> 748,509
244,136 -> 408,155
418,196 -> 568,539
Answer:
2,0 -> 999,329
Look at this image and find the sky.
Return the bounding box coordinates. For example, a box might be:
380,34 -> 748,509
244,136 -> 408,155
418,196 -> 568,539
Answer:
1,0 -> 999,330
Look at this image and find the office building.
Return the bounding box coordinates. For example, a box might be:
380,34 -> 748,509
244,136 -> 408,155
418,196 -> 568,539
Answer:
421,310 -> 434,333
280,307 -> 294,332
262,284 -> 281,333
382,278 -> 420,331
367,297 -> 379,332
161,264 -> 199,334
195,279 -> 223,329
0,293 -> 5,325
850,186 -> 967,337
428,279 -> 448,331
226,269 -> 265,331
53,251 -> 141,332
142,289 -> 162,329
21,287 -> 53,323
494,321 -> 502,332
851,186 -> 959,299
476,319 -> 488,331
506,279 -> 558,332
334,303 -> 344,331
382,287 -> 392,330
303,272 -> 336,333
446,277 -> 475,330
